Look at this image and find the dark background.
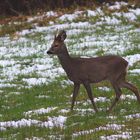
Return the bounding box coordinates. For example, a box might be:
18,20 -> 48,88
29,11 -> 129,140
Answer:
0,0 -> 130,16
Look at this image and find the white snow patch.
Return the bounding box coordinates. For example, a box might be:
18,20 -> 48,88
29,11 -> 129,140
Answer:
9,92 -> 23,95
125,113 -> 140,119
0,60 -> 15,67
75,108 -> 95,114
25,137 -> 45,140
123,12 -> 137,21
61,79 -> 73,88
125,54 -> 140,67
22,78 -> 47,86
86,10 -> 97,17
100,132 -> 132,140
73,123 -> 125,137
59,13 -> 78,21
0,119 -> 39,129
121,94 -> 137,100
0,127 -> 6,131
59,109 -> 70,114
0,116 -> 67,131
46,11 -> 58,17
101,16 -> 121,25
37,95 -> 50,99
0,83 -> 17,88
27,11 -> 57,22
98,87 -> 111,92
24,107 -> 57,117
107,116 -> 117,119
108,2 -> 128,10
94,97 -> 110,102
40,116 -> 67,128
130,8 -> 140,16
129,69 -> 140,74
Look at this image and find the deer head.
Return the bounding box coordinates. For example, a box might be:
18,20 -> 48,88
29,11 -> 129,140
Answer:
47,30 -> 67,55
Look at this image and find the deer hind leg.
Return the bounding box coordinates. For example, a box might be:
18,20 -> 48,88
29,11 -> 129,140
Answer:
116,70 -> 140,104
83,82 -> 98,112
119,81 -> 140,103
108,83 -> 122,113
71,83 -> 80,111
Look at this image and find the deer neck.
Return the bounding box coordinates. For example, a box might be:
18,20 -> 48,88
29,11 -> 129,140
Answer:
57,47 -> 72,73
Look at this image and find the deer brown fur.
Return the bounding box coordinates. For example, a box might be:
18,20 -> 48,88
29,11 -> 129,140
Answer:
47,30 -> 140,112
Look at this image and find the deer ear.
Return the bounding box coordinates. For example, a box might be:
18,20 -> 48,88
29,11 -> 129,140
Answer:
56,30 -> 67,41
54,29 -> 58,39
54,34 -> 57,40
60,30 -> 67,41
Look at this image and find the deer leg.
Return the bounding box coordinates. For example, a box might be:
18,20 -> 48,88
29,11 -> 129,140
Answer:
83,82 -> 98,112
120,82 -> 140,103
71,83 -> 80,111
108,84 -> 122,113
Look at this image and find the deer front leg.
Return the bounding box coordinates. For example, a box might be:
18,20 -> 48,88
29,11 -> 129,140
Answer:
71,83 -> 80,111
83,82 -> 98,112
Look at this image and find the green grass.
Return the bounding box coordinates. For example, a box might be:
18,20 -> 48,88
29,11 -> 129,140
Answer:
0,74 -> 140,139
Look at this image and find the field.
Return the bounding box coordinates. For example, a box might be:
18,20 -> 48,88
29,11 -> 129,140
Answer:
0,2 -> 140,139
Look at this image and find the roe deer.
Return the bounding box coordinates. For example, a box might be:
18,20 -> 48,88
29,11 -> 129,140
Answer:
47,30 -> 140,112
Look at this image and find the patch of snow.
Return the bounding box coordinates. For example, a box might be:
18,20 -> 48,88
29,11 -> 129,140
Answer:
129,69 -> 140,74
22,78 -> 48,86
108,4 -> 122,10
27,11 -> 57,23
98,87 -> 111,92
123,12 -> 137,21
100,131 -> 132,140
130,8 -> 140,16
59,13 -> 78,21
0,116 -> 67,131
75,108 -> 95,114
0,83 -> 17,88
40,116 -> 67,128
0,119 -> 39,129
0,60 -> 15,67
107,116 -> 117,119
37,95 -> 50,99
125,54 -> 140,67
121,94 -> 137,100
59,109 -> 70,114
125,113 -> 140,119
9,92 -> 23,95
101,16 -> 121,25
108,1 -> 128,10
94,97 -> 110,102
25,137 -> 45,140
86,10 -> 97,17
46,11 -> 58,17
73,123 -> 125,137
19,29 -> 32,36
61,79 -> 73,88
24,107 -> 57,117
0,127 -> 6,131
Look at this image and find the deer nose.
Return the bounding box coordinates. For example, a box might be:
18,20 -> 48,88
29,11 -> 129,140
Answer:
47,50 -> 53,54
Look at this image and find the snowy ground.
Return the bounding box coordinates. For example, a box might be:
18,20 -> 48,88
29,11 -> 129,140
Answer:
0,1 -> 140,139
0,2 -> 140,88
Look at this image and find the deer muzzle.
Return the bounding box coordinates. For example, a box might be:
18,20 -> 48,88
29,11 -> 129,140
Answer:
47,50 -> 53,54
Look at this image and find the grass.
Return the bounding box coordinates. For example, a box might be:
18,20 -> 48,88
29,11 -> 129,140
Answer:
0,22 -> 34,37
0,75 -> 140,139
0,2 -> 140,139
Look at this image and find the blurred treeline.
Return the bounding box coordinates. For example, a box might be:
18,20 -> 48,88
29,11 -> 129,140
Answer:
0,0 -> 138,16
